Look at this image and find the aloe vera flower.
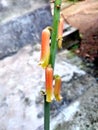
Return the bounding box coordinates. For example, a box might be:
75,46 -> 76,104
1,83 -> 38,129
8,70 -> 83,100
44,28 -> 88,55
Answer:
39,28 -> 50,68
45,65 -> 53,102
54,75 -> 62,101
58,17 -> 64,48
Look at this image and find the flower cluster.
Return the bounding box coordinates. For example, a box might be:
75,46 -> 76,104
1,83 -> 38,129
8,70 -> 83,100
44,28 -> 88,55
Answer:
39,17 -> 64,102
45,65 -> 62,102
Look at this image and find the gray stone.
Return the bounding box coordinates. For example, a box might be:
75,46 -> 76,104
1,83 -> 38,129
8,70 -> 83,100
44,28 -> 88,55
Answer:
0,44 -> 97,130
0,0 -> 49,24
49,51 -> 98,130
53,82 -> 98,130
0,4 -> 52,59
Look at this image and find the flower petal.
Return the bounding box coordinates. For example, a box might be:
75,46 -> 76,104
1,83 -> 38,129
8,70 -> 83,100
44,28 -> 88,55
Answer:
39,28 -> 50,68
58,17 -> 64,37
54,75 -> 62,101
45,66 -> 53,102
58,17 -> 64,49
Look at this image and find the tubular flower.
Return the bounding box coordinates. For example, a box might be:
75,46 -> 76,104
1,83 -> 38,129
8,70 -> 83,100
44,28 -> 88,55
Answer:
45,65 -> 53,102
58,17 -> 64,48
39,28 -> 50,68
54,75 -> 62,101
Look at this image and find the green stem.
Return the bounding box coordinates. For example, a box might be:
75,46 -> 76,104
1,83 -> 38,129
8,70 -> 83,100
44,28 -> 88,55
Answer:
44,95 -> 50,130
49,0 -> 62,69
44,0 -> 62,130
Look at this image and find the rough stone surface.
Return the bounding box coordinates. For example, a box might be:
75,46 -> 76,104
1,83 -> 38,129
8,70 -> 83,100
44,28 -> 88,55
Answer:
53,82 -> 98,130
0,1 -> 52,59
0,0 -> 49,24
0,44 -> 97,130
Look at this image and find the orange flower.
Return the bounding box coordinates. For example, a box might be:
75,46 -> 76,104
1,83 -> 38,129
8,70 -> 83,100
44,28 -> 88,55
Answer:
58,17 -> 64,36
54,75 -> 62,101
58,17 -> 64,48
39,28 -> 50,68
45,65 -> 53,102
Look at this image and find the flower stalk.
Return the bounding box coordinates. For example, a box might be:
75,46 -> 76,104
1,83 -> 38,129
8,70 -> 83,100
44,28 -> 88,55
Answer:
44,0 -> 62,130
39,0 -> 62,129
49,0 -> 62,69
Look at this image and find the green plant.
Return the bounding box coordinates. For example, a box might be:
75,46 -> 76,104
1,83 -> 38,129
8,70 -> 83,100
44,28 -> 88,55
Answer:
39,0 -> 63,129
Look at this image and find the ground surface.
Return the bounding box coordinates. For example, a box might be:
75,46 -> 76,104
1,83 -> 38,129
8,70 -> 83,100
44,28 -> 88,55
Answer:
61,0 -> 98,60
